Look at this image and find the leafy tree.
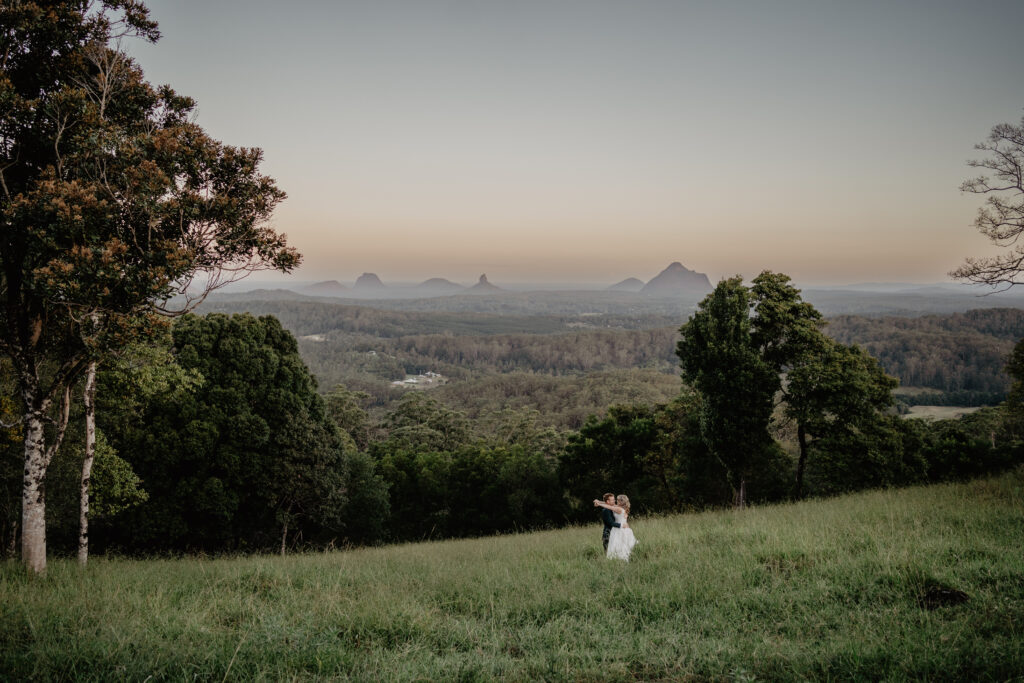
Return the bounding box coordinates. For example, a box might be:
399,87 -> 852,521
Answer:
952,115 -> 1024,288
377,442 -> 562,542
107,314 -> 346,553
336,449 -> 389,546
475,407 -> 566,461
803,414 -> 925,494
749,271 -> 824,368
43,428 -> 147,552
649,395 -> 733,509
909,409 -> 1019,482
377,449 -> 453,540
86,432 -> 147,519
0,1 -> 298,572
375,393 -> 473,455
559,404 -> 661,520
324,385 -> 373,450
558,395 -> 736,517
785,341 -> 898,496
678,277 -> 779,507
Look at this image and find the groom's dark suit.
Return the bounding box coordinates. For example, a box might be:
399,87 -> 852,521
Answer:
601,508 -> 620,551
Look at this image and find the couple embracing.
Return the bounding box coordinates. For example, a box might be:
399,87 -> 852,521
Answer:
594,493 -> 637,561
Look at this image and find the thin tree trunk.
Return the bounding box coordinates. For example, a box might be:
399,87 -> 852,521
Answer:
78,361 -> 97,566
737,477 -> 747,509
795,423 -> 808,499
280,516 -> 288,557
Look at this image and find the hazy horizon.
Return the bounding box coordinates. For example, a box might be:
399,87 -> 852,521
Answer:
222,269 -> 1019,294
130,1 -> 1024,286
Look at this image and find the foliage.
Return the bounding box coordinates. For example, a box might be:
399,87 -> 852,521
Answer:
786,340 -> 899,495
912,408 -> 1023,482
826,308 -> 1024,400
433,370 -> 682,431
87,432 -> 147,519
375,393 -> 474,455
40,428 -> 149,553
1002,336 -> 1024,440
803,416 -> 925,495
0,0 -> 299,570
559,397 -> 735,519
560,404 -> 663,520
333,449 -> 388,547
378,443 -> 563,541
323,384 -> 373,450
218,297 -> 1021,410
105,313 -> 349,551
678,276 -> 783,504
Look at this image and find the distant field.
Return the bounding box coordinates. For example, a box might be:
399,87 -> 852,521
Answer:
905,405 -> 982,420
3,470 -> 1022,680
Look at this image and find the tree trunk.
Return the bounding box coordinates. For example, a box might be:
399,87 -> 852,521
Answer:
795,423 -> 808,499
21,410 -> 49,574
78,361 -> 98,566
21,385 -> 70,575
280,516 -> 288,557
737,477 -> 747,509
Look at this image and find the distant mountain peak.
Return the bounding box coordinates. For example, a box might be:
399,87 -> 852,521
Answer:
301,280 -> 348,296
640,262 -> 711,295
355,272 -> 385,289
416,277 -> 465,293
608,277 -> 644,292
467,273 -> 501,293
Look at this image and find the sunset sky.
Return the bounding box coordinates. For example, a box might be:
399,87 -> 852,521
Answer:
130,0 -> 1024,286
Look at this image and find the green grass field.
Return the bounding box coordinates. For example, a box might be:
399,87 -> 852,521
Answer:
3,470 -> 1024,681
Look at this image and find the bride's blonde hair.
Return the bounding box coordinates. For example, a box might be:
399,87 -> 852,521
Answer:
616,494 -> 630,514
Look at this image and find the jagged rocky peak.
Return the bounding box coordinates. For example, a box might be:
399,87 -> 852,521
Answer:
354,272 -> 385,289
467,273 -> 501,293
640,262 -> 712,294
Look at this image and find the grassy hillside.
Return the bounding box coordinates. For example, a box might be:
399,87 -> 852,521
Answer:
3,470 -> 1023,680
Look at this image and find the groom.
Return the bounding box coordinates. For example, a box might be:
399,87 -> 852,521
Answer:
597,492 -> 620,551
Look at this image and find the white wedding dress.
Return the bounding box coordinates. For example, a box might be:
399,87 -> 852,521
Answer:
606,511 -> 636,561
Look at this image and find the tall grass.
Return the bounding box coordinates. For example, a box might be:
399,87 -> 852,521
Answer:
3,470 -> 1023,681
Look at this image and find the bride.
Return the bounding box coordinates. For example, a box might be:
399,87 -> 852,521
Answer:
594,494 -> 637,561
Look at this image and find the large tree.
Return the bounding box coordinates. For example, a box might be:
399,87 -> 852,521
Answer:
952,115 -> 1024,288
677,277 -> 779,507
0,1 -> 299,572
784,340 -> 897,497
108,314 -> 350,553
678,272 -> 832,506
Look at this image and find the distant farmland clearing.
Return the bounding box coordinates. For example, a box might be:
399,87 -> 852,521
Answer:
905,405 -> 983,420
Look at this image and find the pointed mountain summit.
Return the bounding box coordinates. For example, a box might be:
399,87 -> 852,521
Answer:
301,280 -> 348,296
640,262 -> 712,295
354,272 -> 385,289
467,273 -> 501,294
608,277 -> 644,293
